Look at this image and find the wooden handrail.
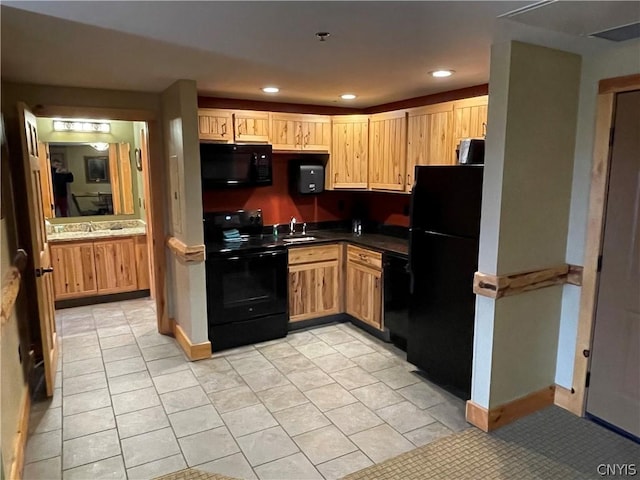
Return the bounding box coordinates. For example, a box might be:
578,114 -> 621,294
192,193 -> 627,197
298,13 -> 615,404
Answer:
1,249 -> 28,327
473,263 -> 584,299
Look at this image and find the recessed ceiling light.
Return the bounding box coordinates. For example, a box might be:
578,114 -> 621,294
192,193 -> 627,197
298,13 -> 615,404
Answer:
340,94 -> 357,100
262,86 -> 279,93
430,70 -> 454,78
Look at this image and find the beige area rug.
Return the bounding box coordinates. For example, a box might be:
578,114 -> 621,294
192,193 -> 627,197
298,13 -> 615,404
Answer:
156,407 -> 639,480
345,406 -> 639,480
154,469 -> 238,480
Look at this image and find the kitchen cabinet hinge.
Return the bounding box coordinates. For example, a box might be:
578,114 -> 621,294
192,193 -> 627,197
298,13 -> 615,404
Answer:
585,371 -> 591,388
597,255 -> 603,273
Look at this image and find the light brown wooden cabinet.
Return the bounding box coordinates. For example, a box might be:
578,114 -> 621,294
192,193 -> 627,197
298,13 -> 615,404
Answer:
198,109 -> 233,143
50,242 -> 98,299
345,245 -> 383,330
368,110 -> 407,191
135,235 -> 151,290
407,102 -> 455,189
50,235 -> 149,301
329,115 -> 369,189
271,113 -> 331,152
451,95 -> 488,163
233,110 -> 270,143
299,116 -> 332,151
288,244 -> 341,322
271,113 -> 298,150
94,238 -> 138,295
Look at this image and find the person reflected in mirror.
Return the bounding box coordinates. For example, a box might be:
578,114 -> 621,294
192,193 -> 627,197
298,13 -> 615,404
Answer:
51,159 -> 74,216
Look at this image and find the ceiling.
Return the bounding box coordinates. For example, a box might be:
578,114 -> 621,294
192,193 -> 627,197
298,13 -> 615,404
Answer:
1,1 -> 636,107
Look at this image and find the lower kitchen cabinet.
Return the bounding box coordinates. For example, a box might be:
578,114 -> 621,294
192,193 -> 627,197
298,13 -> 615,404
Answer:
50,241 -> 98,299
346,245 -> 383,330
50,235 -> 149,301
288,244 -> 341,322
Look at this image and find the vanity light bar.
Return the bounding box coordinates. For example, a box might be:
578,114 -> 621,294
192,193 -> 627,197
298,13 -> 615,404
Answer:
53,120 -> 110,133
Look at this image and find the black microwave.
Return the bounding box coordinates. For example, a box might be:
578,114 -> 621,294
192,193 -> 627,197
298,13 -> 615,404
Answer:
200,143 -> 272,188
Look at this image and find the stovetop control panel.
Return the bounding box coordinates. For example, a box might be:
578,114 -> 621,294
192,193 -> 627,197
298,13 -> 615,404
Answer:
203,209 -> 264,241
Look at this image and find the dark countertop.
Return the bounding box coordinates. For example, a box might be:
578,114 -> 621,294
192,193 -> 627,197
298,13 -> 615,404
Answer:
286,230 -> 409,257
205,229 -> 409,258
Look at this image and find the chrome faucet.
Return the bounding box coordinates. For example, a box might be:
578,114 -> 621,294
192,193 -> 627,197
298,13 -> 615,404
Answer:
289,217 -> 297,235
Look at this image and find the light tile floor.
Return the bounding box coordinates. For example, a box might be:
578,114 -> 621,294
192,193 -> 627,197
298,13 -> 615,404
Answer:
23,298 -> 470,480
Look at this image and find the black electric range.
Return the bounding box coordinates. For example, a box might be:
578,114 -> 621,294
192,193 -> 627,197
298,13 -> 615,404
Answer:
203,209 -> 288,352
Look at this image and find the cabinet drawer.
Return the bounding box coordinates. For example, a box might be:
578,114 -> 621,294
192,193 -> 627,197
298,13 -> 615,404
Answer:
288,244 -> 341,265
347,245 -> 382,270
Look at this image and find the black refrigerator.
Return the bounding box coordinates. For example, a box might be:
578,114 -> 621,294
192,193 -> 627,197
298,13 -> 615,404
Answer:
407,165 -> 483,400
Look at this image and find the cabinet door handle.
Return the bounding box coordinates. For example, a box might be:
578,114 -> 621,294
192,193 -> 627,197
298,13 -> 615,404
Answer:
407,174 -> 411,185
35,267 -> 54,277
482,122 -> 487,138
221,123 -> 227,136
398,174 -> 402,184
334,173 -> 338,182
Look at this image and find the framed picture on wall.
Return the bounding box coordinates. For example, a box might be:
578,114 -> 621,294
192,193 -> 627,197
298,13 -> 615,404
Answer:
84,155 -> 110,183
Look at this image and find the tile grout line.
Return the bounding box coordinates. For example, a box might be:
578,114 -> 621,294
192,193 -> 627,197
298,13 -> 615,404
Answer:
123,307 -> 189,476
48,301 -> 470,479
61,303 -> 124,475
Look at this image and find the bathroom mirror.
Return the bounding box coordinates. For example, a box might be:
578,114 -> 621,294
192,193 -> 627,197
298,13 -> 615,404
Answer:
36,117 -> 145,221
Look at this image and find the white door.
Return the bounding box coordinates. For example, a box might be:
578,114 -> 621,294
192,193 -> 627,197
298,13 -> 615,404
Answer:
586,90 -> 640,438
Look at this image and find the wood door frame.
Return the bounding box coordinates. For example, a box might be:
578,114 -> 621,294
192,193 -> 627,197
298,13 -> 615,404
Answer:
566,73 -> 640,415
32,105 -> 171,334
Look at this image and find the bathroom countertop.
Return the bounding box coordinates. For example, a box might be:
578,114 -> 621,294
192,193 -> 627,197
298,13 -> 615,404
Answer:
46,220 -> 146,243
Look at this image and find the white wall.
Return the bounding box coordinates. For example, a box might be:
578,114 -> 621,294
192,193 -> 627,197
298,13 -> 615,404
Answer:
555,40 -> 640,388
133,121 -> 147,220
161,80 -> 207,344
472,41 -> 581,409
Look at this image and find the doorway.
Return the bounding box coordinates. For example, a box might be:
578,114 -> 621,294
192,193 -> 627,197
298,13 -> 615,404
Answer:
13,103 -> 169,399
585,90 -> 640,441
35,116 -> 156,310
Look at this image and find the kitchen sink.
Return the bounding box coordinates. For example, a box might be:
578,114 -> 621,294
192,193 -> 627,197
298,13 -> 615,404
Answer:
281,236 -> 317,243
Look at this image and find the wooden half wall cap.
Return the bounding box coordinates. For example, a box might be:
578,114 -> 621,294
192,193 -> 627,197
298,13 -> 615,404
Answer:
474,263 -> 583,299
166,236 -> 205,264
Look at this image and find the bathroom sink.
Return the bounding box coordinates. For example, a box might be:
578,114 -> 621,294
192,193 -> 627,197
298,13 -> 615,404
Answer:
281,236 -> 317,243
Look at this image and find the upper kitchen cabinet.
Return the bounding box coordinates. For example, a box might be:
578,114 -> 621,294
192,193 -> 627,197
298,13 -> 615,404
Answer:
271,113 -> 331,152
329,115 -> 369,189
299,115 -> 331,151
198,109 -> 233,143
368,110 -> 407,192
406,102 -> 454,189
233,110 -> 271,143
271,113 -> 298,150
451,95 -> 488,162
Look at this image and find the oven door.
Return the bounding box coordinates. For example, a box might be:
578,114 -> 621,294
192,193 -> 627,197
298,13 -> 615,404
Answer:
206,249 -> 288,324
